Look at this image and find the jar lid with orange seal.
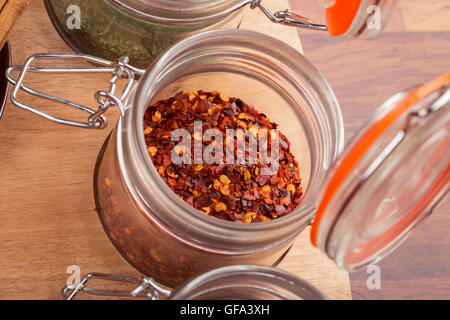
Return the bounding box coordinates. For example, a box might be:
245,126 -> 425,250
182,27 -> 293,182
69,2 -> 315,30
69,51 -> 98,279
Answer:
311,74 -> 450,271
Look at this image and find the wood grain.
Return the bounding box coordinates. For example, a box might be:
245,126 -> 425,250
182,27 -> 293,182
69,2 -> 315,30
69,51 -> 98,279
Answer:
289,0 -> 450,299
0,0 -> 351,300
240,0 -> 303,52
0,0 -> 8,11
0,0 -> 29,49
400,0 -> 450,32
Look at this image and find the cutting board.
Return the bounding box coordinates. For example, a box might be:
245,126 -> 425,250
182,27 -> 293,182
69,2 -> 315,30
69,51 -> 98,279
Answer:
0,0 -> 351,300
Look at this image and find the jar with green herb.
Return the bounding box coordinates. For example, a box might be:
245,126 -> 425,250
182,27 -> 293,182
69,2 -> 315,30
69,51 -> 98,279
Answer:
45,0 -> 247,68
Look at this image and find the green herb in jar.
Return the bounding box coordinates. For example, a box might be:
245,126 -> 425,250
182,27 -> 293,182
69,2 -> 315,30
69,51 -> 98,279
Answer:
45,0 -> 242,68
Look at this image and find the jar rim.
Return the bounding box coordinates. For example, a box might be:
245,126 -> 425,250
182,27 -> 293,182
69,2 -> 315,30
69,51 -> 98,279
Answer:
106,0 -> 249,23
169,265 -> 328,300
118,29 -> 344,252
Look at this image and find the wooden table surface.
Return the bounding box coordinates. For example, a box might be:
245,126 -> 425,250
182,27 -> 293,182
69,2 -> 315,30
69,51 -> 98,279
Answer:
1,0 -> 448,301
0,0 -> 352,300
289,0 -> 450,299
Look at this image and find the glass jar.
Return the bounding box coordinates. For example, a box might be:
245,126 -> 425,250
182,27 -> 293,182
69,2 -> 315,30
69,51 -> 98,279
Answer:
44,0 -> 247,68
7,29 -> 343,287
170,265 -> 327,300
61,265 -> 327,300
44,0 -> 397,68
93,29 -> 344,287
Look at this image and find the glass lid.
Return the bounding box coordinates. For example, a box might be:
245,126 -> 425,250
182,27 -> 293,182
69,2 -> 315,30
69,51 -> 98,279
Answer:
311,74 -> 450,271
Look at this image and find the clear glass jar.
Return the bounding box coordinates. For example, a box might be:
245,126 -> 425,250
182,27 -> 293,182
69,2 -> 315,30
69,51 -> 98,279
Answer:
61,265 -> 328,300
44,0 -> 398,69
44,0 -> 246,68
93,29 -> 344,287
43,0 -> 401,74
170,265 -> 327,300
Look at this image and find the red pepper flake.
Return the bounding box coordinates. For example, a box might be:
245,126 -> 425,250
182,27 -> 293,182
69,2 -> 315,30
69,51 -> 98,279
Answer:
143,90 -> 303,223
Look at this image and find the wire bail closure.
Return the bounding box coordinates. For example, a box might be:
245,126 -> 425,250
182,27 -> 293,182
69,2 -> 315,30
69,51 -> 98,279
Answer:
61,273 -> 172,300
6,53 -> 145,129
250,0 -> 328,31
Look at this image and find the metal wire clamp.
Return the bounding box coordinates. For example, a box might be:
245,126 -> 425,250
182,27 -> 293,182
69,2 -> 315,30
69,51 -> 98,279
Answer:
61,273 -> 172,300
6,53 -> 145,129
250,0 -> 328,31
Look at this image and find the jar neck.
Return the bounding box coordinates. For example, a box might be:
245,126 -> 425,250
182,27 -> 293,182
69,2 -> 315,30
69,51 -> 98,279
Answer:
170,265 -> 327,299
118,29 -> 344,253
105,0 -> 249,23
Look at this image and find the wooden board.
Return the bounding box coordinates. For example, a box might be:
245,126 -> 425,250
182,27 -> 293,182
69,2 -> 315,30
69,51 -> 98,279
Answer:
289,0 -> 450,299
0,0 -> 351,300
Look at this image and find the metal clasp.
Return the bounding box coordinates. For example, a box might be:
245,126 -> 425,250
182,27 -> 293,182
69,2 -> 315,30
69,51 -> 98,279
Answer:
62,273 -> 172,300
6,53 -> 146,129
250,0 -> 328,31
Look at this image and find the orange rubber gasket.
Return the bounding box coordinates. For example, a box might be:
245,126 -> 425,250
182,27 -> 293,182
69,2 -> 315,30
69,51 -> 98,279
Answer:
326,0 -> 363,36
311,73 -> 450,247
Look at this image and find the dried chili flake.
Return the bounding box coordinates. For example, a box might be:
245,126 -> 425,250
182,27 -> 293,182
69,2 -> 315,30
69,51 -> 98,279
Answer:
143,90 -> 303,223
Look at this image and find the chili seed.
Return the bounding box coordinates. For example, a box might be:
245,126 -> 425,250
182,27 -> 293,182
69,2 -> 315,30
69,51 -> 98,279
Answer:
219,175 -> 231,185
193,164 -> 204,172
287,184 -> 296,194
201,207 -> 211,215
244,212 -> 256,223
213,180 -> 222,191
167,170 -> 179,179
144,126 -> 153,135
220,185 -> 231,196
153,111 -> 162,121
148,146 -> 158,157
219,92 -> 230,103
188,92 -> 198,102
214,202 -> 227,212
